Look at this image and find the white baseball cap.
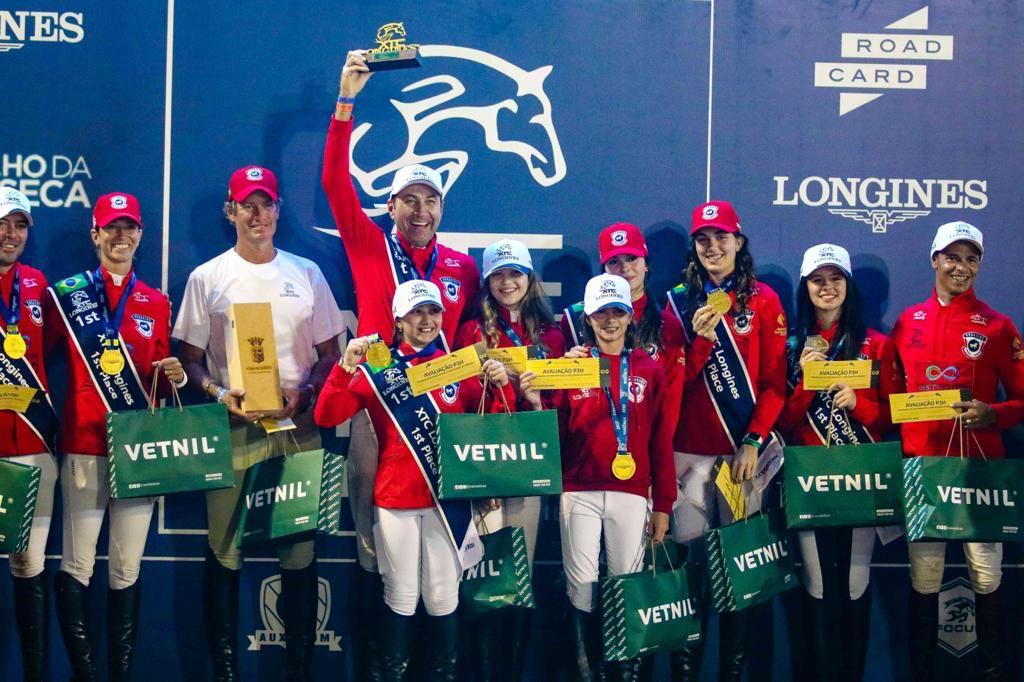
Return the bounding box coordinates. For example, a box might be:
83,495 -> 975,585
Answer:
482,238 -> 533,279
800,243 -> 852,278
390,164 -> 444,199
392,279 -> 445,318
931,221 -> 984,259
0,188 -> 32,225
583,274 -> 633,315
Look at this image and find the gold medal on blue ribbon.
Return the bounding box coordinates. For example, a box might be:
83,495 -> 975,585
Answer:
100,340 -> 125,376
366,340 -> 393,370
3,325 -> 26,360
611,451 -> 636,480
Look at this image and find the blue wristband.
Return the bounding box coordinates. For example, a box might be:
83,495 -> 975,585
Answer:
337,95 -> 355,105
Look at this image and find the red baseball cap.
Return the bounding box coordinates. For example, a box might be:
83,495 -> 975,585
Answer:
93,192 -> 142,229
228,166 -> 279,202
691,200 -> 741,235
598,222 -> 648,264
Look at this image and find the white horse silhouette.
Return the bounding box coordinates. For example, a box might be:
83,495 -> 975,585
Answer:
349,44 -> 567,216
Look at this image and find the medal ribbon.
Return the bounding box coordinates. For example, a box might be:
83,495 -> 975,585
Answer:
0,264 -> 20,329
93,267 -> 136,346
393,341 -> 438,363
386,231 -> 438,283
592,348 -> 630,454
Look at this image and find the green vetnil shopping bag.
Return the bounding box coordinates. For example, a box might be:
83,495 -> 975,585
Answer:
235,447 -> 345,547
106,379 -> 233,499
705,509 -> 799,612
602,542 -> 702,661
459,525 -> 535,615
438,406 -> 562,499
784,441 -> 904,529
0,458 -> 41,553
903,456 -> 1024,543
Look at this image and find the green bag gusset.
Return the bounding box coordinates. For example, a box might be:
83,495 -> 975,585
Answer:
903,456 -> 1024,543
235,448 -> 345,547
705,509 -> 799,612
459,525 -> 535,614
602,541 -> 702,661
784,441 -> 904,529
438,408 -> 562,499
0,458 -> 41,553
106,399 -> 233,499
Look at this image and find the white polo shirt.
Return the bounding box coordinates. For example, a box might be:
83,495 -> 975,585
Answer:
173,248 -> 345,389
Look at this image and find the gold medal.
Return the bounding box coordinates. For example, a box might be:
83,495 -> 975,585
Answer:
611,452 -> 636,481
804,335 -> 829,353
366,341 -> 393,369
706,289 -> 732,315
99,348 -> 126,375
3,329 -> 26,360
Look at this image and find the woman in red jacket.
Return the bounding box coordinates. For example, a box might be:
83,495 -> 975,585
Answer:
524,273 -> 675,681
777,244 -> 888,682
665,200 -> 788,681
48,192 -> 184,682
315,279 -> 514,680
453,237 -> 563,680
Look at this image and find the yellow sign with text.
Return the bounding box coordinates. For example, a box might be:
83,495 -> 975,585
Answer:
803,360 -> 877,391
889,390 -> 966,424
523,357 -> 609,390
0,385 -> 37,413
406,343 -> 486,396
714,458 -> 746,520
484,345 -> 536,374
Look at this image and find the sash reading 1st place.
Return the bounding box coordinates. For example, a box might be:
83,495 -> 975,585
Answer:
406,343 -> 487,396
802,360 -> 878,391
523,357 -> 609,390
889,389 -> 967,424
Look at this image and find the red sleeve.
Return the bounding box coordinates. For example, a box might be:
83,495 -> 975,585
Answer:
991,319 -> 1024,429
879,318 -> 909,426
747,294 -> 788,440
155,296 -> 174,399
43,287 -> 66,356
542,326 -> 567,359
685,335 -> 714,383
659,313 -> 686,436
458,258 -> 481,328
314,363 -> 369,428
648,369 -> 677,514
321,117 -> 384,253
848,331 -> 888,430
778,380 -> 815,436
453,320 -> 482,351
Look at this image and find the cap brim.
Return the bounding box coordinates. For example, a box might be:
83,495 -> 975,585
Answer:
585,301 -> 633,315
391,180 -> 444,199
0,208 -> 32,226
395,299 -> 446,318
600,246 -> 646,264
691,221 -> 740,236
933,238 -> 984,258
801,262 -> 852,278
483,263 -> 532,279
95,211 -> 142,229
232,184 -> 279,202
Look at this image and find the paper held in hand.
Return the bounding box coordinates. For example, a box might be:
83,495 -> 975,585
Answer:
523,357 -> 610,390
889,389 -> 968,424
405,342 -> 487,396
802,360 -> 878,391
0,385 -> 37,413
484,345 -> 536,374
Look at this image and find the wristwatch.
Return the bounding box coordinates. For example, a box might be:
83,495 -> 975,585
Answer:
742,432 -> 764,449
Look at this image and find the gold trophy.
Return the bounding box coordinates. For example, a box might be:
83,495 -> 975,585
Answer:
365,21 -> 421,71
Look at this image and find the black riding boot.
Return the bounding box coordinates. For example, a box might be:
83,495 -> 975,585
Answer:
281,563 -> 318,682
569,607 -> 605,681
12,573 -> 49,682
718,609 -> 749,682
802,592 -> 836,682
974,588 -> 1006,682
378,608 -> 412,682
426,613 -> 459,682
204,549 -> 240,682
471,611 -> 499,681
907,590 -> 938,682
54,570 -> 96,682
353,569 -> 384,682
108,581 -> 141,682
504,608 -> 532,682
606,658 -> 641,682
840,589 -> 872,682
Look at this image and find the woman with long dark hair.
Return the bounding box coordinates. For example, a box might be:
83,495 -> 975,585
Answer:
453,238 -> 564,680
777,244 -> 888,682
665,200 -> 788,681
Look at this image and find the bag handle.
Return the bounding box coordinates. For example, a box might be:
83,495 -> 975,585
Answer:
147,368 -> 182,414
648,536 -> 676,577
477,375 -> 512,416
824,393 -> 856,450
945,412 -> 988,461
270,428 -> 303,459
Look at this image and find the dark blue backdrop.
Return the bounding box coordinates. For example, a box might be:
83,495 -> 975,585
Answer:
2,1 -> 1023,679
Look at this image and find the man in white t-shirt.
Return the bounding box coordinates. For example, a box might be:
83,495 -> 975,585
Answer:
173,165 -> 344,682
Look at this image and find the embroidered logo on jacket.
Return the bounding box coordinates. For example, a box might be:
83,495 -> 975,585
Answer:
440,276 -> 461,303
132,314 -> 154,339
25,299 -> 42,325
962,332 -> 987,359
